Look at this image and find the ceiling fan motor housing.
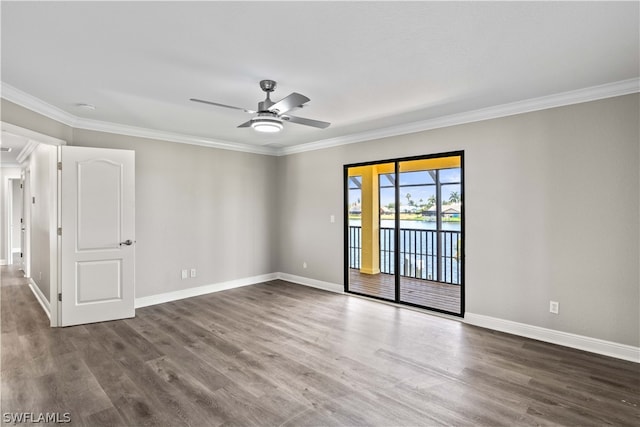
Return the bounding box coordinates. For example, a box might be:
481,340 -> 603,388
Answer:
259,79 -> 277,92
190,78 -> 330,130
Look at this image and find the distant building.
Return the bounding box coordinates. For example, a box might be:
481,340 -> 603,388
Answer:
426,202 -> 461,218
399,205 -> 418,213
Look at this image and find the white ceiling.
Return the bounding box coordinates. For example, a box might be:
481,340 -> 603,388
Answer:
1,1 -> 638,153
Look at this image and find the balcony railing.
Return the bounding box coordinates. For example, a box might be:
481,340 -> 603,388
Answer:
349,225 -> 461,285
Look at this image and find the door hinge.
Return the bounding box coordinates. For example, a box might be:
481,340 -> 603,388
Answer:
20,183 -> 23,189
58,293 -> 62,302
57,162 -> 62,171
20,252 -> 23,258
57,227 -> 62,236
20,218 -> 23,224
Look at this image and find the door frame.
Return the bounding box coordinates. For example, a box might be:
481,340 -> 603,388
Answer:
343,150 -> 465,317
1,122 -> 66,326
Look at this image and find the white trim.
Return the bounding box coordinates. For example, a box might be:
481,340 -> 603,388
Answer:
2,122 -> 67,147
134,273 -> 278,308
464,312 -> 640,363
278,78 -> 640,155
0,163 -> 21,169
11,248 -> 21,253
2,78 -> 638,157
1,85 -> 76,127
28,278 -> 51,320
16,140 -> 39,164
276,272 -> 344,294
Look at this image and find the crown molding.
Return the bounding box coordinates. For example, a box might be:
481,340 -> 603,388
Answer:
1,83 -> 77,127
71,117 -> 275,156
16,140 -> 39,164
3,78 -> 638,158
1,83 -> 277,156
277,77 -> 640,155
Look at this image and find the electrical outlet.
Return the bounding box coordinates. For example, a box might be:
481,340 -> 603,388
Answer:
190,268 -> 196,278
549,301 -> 559,314
181,269 -> 188,279
330,215 -> 335,223
303,262 -> 307,269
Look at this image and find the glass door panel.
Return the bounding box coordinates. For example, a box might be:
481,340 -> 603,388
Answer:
346,163 -> 396,301
398,158 -> 463,315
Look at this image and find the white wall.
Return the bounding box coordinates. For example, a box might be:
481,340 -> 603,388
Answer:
277,94 -> 640,347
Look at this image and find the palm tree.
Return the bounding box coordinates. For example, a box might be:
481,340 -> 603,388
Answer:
449,191 -> 460,204
405,193 -> 411,205
426,195 -> 436,209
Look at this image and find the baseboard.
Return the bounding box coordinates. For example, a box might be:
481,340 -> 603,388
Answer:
28,278 -> 51,320
276,272 -> 344,294
465,312 -> 640,363
135,273 -> 278,308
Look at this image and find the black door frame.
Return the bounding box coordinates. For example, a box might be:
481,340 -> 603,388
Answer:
343,150 -> 465,317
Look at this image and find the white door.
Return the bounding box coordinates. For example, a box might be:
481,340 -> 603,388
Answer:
59,146 -> 135,326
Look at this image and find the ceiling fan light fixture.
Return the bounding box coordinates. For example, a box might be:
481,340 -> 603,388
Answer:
251,117 -> 283,133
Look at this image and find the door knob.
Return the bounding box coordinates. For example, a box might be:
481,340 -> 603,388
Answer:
119,240 -> 134,246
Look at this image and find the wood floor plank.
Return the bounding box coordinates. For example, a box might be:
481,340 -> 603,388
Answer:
2,266 -> 639,427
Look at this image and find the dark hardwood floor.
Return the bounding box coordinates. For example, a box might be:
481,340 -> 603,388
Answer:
2,265 -> 639,426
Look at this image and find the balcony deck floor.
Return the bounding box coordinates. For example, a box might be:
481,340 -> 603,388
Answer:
348,269 -> 462,314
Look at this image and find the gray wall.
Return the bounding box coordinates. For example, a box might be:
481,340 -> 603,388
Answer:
71,129 -> 279,298
277,94 -> 640,347
11,178 -> 22,249
28,144 -> 56,301
2,95 -> 639,348
1,100 -> 278,299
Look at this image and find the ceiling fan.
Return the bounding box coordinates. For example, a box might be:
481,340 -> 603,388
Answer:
190,80 -> 330,133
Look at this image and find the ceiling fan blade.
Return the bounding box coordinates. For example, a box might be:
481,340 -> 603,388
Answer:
282,115 -> 330,129
268,92 -> 310,115
237,120 -> 253,128
190,98 -> 255,114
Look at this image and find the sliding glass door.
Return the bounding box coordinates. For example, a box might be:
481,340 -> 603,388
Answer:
347,162 -> 396,301
344,152 -> 464,316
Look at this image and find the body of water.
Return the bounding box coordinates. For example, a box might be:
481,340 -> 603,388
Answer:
349,219 -> 461,231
